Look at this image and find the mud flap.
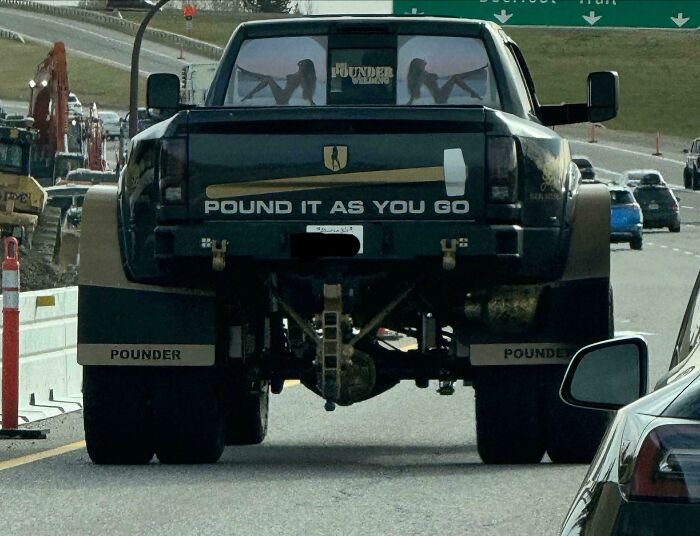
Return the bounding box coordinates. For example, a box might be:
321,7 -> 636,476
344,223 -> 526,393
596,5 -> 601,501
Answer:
77,187 -> 216,367
547,183 -> 613,463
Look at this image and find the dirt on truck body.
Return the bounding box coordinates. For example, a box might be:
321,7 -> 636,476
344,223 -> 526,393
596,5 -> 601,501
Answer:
78,17 -> 619,465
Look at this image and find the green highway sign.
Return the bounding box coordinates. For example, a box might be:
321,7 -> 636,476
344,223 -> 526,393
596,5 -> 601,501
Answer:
394,0 -> 700,29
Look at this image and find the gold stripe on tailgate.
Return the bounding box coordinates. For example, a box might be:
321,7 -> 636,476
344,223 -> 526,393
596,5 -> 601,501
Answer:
206,166 -> 445,199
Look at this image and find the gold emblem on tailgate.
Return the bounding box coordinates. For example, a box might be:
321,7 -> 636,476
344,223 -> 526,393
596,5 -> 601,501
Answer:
324,145 -> 348,172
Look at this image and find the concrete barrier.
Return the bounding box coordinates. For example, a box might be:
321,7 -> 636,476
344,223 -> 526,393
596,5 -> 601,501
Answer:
0,27 -> 25,43
0,287 -> 81,425
0,0 -> 224,59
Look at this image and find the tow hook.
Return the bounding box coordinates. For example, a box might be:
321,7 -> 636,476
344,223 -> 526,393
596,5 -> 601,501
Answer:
437,379 -> 455,396
440,239 -> 457,271
212,240 -> 228,272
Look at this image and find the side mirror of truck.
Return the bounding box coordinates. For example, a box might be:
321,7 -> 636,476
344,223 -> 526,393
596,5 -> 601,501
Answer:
683,149 -> 690,154
147,73 -> 180,110
587,71 -> 619,123
539,70 -> 619,126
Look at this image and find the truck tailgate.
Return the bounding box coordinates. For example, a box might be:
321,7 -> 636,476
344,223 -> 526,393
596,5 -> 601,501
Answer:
186,107 -> 485,222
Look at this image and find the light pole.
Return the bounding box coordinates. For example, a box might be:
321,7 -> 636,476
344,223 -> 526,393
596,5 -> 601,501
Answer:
129,0 -> 172,138
28,80 -> 36,116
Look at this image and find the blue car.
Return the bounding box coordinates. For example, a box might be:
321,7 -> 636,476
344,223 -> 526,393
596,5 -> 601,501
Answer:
609,187 -> 643,250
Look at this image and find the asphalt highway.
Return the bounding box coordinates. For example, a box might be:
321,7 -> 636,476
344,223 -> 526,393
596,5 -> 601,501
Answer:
0,140 -> 698,535
0,8 -> 210,75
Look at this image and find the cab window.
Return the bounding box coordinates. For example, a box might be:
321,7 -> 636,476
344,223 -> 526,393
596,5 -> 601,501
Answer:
223,35 -> 501,109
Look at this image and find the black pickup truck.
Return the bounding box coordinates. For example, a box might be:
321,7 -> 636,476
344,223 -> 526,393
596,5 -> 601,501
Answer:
684,138 -> 700,190
78,16 -> 619,466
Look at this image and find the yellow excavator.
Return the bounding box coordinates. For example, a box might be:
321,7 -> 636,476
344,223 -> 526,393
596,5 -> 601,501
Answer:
0,120 -> 60,263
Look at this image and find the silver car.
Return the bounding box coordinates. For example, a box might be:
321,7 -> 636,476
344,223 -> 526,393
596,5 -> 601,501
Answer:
98,111 -> 121,140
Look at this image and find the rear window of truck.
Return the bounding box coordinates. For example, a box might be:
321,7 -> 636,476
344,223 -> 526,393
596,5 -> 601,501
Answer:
224,35 -> 500,108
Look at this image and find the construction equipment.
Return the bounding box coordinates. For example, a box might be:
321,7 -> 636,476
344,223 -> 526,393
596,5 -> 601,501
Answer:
0,120 -> 60,263
28,42 -> 69,185
0,42 -> 102,264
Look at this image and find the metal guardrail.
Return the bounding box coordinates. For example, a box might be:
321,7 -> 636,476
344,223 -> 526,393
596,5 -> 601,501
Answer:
0,0 -> 223,59
0,27 -> 25,43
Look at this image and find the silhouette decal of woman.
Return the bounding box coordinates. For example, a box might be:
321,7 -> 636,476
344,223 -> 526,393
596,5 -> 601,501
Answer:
406,58 -> 484,105
240,59 -> 317,105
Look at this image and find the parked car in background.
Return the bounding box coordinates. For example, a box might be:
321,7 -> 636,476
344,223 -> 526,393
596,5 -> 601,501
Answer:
684,138 -> 700,190
572,155 -> 597,182
622,169 -> 665,190
559,268 -> 700,535
68,92 -> 83,116
609,187 -> 643,250
633,181 -> 680,232
98,111 -> 121,140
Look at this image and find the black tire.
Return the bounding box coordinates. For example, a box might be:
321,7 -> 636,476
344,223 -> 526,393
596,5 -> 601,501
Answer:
694,173 -> 700,191
630,236 -> 643,250
670,224 -> 681,233
152,368 -> 225,464
684,169 -> 692,189
544,366 -> 611,464
83,366 -> 154,465
225,380 -> 270,446
474,367 -> 546,464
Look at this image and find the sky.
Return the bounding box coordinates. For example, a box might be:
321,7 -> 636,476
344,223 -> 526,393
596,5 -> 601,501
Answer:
305,0 -> 393,15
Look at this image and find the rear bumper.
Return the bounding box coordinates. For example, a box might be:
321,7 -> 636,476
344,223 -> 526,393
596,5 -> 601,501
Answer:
154,221 -> 563,279
610,224 -> 642,242
642,213 -> 680,228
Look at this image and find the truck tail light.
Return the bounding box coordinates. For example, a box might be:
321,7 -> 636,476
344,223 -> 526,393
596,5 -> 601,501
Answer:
487,137 -> 518,203
629,424 -> 700,503
672,202 -> 680,213
159,138 -> 187,204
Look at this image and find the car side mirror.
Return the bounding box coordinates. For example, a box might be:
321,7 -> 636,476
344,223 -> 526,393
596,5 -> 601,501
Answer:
560,336 -> 648,411
588,71 -> 619,123
147,73 -> 180,110
683,149 -> 689,154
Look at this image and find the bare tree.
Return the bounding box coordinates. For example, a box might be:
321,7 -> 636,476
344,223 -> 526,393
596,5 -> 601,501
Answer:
241,0 -> 292,13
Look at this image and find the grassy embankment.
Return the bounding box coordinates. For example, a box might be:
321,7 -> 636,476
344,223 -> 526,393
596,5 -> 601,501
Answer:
120,10 -> 287,47
0,39 -> 144,111
509,28 -> 700,138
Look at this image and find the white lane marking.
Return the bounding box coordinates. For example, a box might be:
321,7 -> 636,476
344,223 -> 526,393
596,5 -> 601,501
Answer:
570,139 -> 686,166
616,330 -> 656,337
19,33 -> 148,75
0,9 -> 184,67
673,248 -> 681,252
660,245 -> 668,248
682,206 -> 694,209
596,167 -> 621,177
685,251 -> 694,255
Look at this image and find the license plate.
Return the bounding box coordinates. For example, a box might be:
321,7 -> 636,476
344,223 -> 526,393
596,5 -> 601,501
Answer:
306,225 -> 364,253
648,203 -> 659,210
